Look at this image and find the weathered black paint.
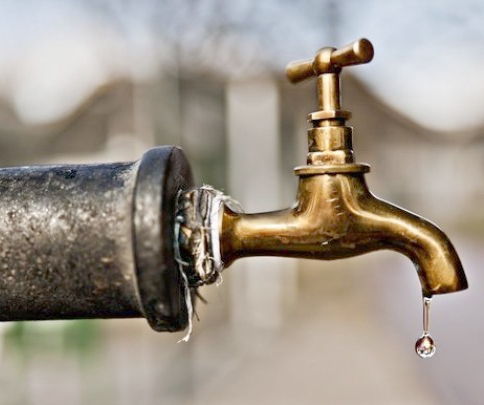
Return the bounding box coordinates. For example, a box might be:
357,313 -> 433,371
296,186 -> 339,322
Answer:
0,146 -> 193,332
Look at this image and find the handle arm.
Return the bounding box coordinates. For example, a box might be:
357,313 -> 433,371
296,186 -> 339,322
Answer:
286,38 -> 374,84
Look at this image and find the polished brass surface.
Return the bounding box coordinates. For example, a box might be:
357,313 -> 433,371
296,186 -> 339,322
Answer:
221,173 -> 466,296
285,38 -> 374,82
220,39 -> 468,297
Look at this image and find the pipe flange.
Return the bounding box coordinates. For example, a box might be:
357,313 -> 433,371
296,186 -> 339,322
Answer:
133,146 -> 194,332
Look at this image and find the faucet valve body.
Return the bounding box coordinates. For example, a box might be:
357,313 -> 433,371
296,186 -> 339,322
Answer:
286,39 -> 374,175
220,38 -> 467,298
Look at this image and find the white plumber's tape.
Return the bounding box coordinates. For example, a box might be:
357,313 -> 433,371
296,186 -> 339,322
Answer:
174,185 -> 242,341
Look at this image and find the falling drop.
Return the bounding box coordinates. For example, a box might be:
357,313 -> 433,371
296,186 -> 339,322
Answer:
415,333 -> 436,358
415,296 -> 436,358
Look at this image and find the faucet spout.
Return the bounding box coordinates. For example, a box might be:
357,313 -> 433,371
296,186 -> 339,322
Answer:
340,174 -> 468,296
220,172 -> 468,297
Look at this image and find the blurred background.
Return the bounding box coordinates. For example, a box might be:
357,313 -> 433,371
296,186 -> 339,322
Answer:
0,0 -> 483,404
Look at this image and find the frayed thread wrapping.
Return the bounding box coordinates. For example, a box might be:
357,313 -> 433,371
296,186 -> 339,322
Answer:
177,185 -> 241,286
173,216 -> 194,342
174,185 -> 242,341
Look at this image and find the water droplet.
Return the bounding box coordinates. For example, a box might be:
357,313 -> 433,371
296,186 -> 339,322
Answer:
415,333 -> 436,358
415,296 -> 436,358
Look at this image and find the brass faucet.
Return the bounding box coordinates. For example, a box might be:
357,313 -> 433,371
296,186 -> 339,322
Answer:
219,39 -> 468,297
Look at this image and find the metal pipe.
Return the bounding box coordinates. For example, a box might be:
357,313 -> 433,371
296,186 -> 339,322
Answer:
0,146 -> 193,332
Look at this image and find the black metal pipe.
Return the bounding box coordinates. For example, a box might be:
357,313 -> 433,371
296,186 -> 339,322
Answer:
0,146 -> 193,332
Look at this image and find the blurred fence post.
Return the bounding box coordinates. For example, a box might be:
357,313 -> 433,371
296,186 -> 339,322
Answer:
226,77 -> 298,341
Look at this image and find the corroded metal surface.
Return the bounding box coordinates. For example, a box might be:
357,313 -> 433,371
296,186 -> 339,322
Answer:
0,146 -> 193,332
